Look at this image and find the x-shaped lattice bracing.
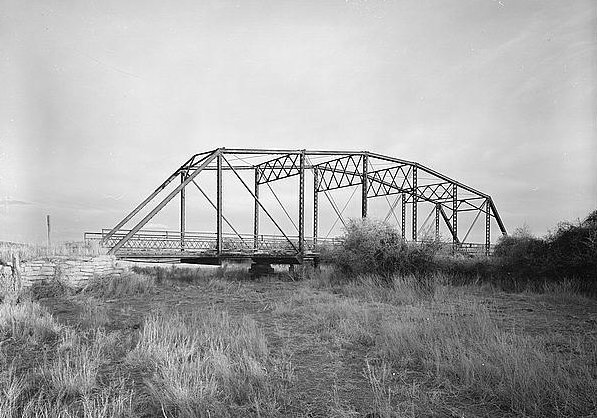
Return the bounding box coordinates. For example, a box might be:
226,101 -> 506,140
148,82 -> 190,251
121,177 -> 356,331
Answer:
256,154 -> 301,184
367,165 -> 413,197
315,155 -> 364,192
417,182 -> 453,202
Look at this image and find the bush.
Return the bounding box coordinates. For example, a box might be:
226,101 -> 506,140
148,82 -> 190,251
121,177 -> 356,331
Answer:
493,211 -> 597,294
326,218 -> 439,280
493,226 -> 550,280
547,211 -> 597,282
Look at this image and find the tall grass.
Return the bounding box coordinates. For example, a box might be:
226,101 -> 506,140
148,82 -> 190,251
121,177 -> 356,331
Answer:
127,309 -> 288,417
288,271 -> 597,417
378,301 -> 597,416
0,301 -> 62,345
83,271 -> 156,299
0,298 -> 137,417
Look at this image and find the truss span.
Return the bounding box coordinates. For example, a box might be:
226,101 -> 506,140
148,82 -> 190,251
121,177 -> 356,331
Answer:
85,148 -> 507,263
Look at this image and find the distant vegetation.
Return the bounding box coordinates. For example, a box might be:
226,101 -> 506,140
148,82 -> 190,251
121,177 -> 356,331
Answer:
494,210 -> 597,294
325,209 -> 597,296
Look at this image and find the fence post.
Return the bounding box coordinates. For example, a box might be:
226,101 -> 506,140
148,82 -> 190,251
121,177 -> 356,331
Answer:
11,253 -> 22,297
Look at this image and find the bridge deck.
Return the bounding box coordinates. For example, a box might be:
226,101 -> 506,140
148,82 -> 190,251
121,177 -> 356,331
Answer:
84,229 -> 339,264
84,229 -> 491,264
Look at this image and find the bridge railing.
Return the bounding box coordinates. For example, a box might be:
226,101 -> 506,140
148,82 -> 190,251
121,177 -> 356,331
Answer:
84,229 -> 490,257
84,229 -> 343,256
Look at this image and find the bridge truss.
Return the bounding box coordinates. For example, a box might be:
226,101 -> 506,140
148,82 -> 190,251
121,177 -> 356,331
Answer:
85,148 -> 507,263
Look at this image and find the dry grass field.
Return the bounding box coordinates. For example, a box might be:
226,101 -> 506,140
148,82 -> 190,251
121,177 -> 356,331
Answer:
1,264 -> 595,417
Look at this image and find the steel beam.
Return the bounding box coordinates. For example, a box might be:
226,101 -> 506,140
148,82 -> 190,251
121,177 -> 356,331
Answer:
452,184 -> 458,246
435,204 -> 440,241
299,151 -> 305,254
489,198 -> 508,236
362,154 -> 368,218
254,168 -> 260,250
216,153 -> 223,255
313,168 -> 319,245
401,193 -> 406,239
180,172 -> 186,251
412,166 -> 418,241
485,198 -> 491,255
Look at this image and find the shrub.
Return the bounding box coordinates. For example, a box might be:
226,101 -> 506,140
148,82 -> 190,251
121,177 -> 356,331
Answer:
493,211 -> 597,294
326,218 -> 438,280
547,210 -> 597,285
493,226 -> 550,284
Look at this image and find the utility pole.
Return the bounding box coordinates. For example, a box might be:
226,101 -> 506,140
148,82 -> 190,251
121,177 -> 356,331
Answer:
46,214 -> 51,247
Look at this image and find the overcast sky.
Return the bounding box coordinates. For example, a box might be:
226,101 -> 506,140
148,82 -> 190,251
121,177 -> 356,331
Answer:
1,0 -> 596,243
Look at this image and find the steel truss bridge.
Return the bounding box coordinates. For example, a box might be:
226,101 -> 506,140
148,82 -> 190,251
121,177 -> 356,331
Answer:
85,148 -> 507,265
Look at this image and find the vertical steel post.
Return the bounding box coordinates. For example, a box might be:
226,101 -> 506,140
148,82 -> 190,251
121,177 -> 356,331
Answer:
313,168 -> 319,246
216,152 -> 223,256
401,193 -> 406,240
412,166 -> 418,241
254,168 -> 260,250
485,198 -> 491,256
435,204 -> 440,241
180,172 -> 186,251
299,151 -> 305,254
452,184 -> 458,247
361,154 -> 368,218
